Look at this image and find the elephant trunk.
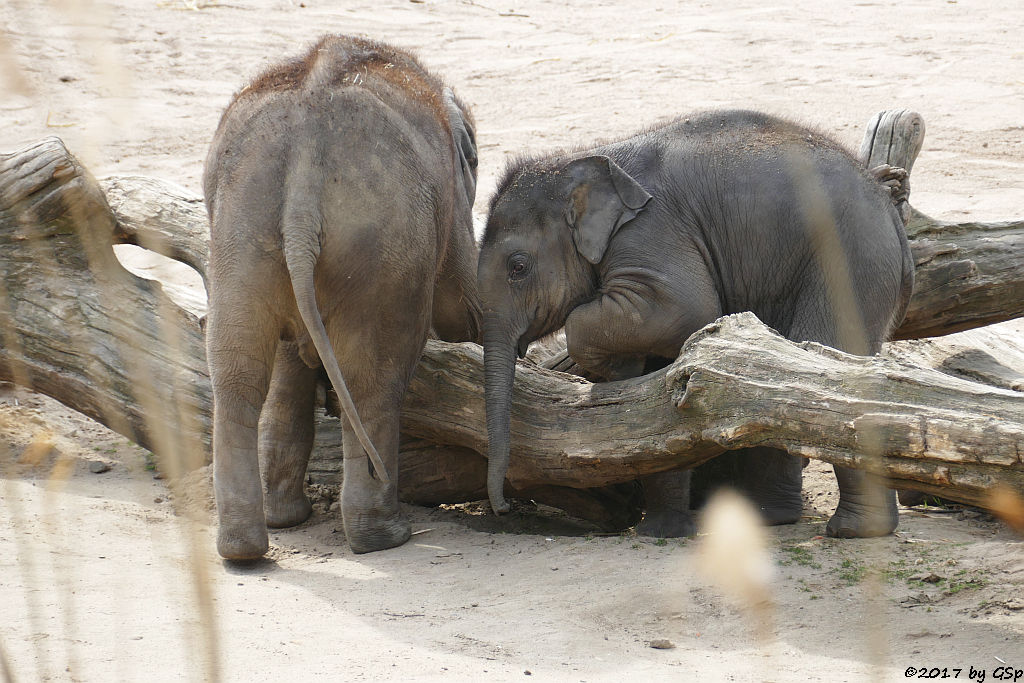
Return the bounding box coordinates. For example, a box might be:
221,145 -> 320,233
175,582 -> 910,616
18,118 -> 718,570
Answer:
483,321 -> 518,515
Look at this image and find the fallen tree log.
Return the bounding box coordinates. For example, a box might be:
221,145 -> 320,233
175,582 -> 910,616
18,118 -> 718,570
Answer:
397,313 -> 1024,508
856,109 -> 1024,340
1,109 -> 1022,519
0,137 -> 210,481
0,137 -> 641,527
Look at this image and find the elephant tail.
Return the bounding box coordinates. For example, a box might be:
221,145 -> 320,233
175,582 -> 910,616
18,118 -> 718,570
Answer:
280,165 -> 391,485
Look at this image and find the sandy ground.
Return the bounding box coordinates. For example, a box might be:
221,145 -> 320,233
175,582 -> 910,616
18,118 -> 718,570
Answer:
2,0 -> 1023,680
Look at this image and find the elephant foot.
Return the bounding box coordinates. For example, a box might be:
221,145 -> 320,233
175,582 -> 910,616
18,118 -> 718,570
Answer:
342,499 -> 412,553
217,519 -> 270,561
345,517 -> 412,554
826,502 -> 898,538
264,490 -> 313,528
636,509 -> 696,538
756,498 -> 803,526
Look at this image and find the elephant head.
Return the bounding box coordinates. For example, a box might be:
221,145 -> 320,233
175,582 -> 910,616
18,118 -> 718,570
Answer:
477,154 -> 651,513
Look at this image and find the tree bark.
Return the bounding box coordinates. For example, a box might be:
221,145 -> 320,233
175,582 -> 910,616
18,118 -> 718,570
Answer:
0,137 -> 210,480
896,212 -> 1024,340
399,315 -> 1024,509
856,109 -> 1024,340
101,174 -> 210,287
1,111 -> 1022,516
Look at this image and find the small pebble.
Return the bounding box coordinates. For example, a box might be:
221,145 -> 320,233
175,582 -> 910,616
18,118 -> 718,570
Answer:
89,461 -> 111,474
649,639 -> 675,650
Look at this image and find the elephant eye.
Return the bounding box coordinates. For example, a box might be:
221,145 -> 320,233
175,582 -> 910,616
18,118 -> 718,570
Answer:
508,253 -> 531,282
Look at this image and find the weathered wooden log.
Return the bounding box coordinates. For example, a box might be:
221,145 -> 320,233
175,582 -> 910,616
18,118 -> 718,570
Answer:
897,213 -> 1024,340
2,109 -> 1023,514
396,313 -> 1024,508
858,109 -> 924,226
101,174 -> 210,287
856,110 -> 1024,340
0,137 -> 210,479
310,423 -> 642,529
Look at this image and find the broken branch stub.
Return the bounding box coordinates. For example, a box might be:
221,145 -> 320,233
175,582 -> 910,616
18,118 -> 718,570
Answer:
856,109 -> 1024,339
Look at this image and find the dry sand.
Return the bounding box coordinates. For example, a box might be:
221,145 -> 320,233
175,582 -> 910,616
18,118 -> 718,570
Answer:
2,0 -> 1023,680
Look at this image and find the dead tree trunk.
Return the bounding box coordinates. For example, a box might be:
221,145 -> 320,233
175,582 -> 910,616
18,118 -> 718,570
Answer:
1,110 -> 1022,518
0,137 -> 210,480
0,138 -> 641,527
858,110 -> 1024,340
398,314 -> 1024,509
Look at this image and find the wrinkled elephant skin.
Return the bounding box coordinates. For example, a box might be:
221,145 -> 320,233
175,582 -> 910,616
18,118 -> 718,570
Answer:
478,110 -> 913,539
204,35 -> 481,559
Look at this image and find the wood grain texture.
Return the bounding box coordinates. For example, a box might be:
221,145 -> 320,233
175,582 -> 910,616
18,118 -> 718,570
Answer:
897,212 -> 1024,339
0,137 -> 210,478
101,174 -> 210,286
397,315 -> 1024,508
856,110 -> 1024,340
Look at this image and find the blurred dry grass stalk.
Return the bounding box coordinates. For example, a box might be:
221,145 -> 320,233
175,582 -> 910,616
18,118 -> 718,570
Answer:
795,159 -> 894,676
696,488 -> 776,643
692,163 -> 900,675
0,2 -> 221,680
988,486 -> 1024,534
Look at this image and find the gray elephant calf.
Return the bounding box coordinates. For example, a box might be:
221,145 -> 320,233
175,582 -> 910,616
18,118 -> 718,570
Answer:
478,110 -> 913,538
204,35 -> 480,559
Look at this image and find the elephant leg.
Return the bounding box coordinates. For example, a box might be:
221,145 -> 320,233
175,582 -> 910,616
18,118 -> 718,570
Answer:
636,469 -> 696,538
259,341 -> 318,529
788,304 -> 897,538
339,392 -> 412,554
329,298 -> 426,554
827,466 -> 898,538
730,447 -> 804,526
571,351 -> 695,538
688,451 -> 743,510
207,309 -> 277,561
563,287 -> 720,539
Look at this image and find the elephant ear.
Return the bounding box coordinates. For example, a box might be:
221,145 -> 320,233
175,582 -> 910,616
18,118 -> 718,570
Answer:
443,87 -> 478,209
561,155 -> 652,264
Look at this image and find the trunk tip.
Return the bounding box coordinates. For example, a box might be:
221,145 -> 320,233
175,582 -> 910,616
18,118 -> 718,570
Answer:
490,496 -> 510,515
488,478 -> 510,514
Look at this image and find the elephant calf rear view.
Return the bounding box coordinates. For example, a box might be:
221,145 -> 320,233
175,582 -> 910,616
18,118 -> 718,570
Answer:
204,35 -> 480,559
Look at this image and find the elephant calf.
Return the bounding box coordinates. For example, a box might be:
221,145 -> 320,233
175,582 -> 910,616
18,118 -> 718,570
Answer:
478,110 -> 914,539
204,35 -> 480,559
